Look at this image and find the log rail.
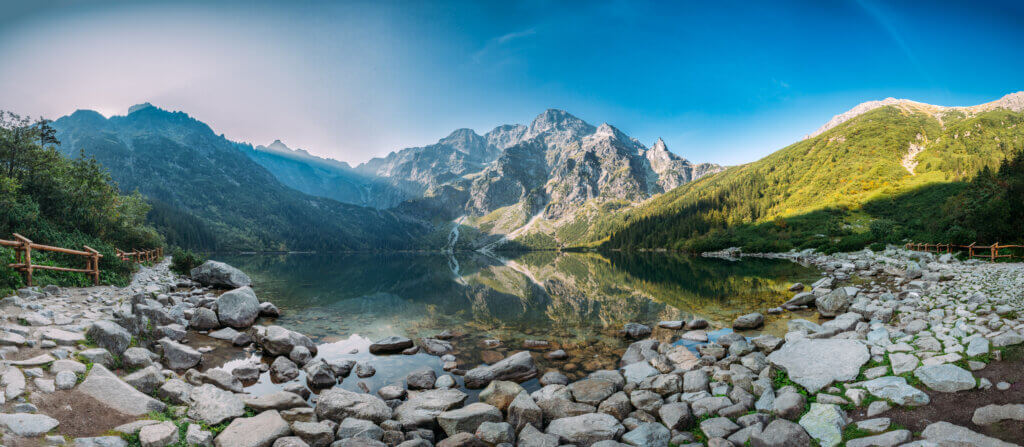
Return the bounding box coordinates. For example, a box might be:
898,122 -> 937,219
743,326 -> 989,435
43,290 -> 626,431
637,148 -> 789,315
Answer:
904,242 -> 1024,261
1,233 -> 102,286
116,248 -> 163,263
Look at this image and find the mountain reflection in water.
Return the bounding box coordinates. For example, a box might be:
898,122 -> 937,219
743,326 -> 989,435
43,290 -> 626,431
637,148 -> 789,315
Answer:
211,251 -> 819,383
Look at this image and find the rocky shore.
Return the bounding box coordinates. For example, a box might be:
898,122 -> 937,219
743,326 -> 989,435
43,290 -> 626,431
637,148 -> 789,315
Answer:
0,248 -> 1022,447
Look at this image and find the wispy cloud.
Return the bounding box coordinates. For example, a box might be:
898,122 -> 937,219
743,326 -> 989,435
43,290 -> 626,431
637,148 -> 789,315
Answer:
473,27 -> 536,63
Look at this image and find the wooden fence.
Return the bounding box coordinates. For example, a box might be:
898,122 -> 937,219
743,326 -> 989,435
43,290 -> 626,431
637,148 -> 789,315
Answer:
904,242 -> 1024,261
0,233 -> 102,286
116,248 -> 163,263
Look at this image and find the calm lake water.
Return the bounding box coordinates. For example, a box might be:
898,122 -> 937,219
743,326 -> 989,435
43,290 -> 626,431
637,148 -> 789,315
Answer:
204,252 -> 820,396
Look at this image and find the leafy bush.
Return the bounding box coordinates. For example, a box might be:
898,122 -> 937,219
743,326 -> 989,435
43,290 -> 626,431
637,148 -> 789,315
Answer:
170,247 -> 205,275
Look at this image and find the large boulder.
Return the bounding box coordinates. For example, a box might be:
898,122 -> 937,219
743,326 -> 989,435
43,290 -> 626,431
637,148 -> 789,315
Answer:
213,410 -> 291,447
191,260 -> 252,288
545,413 -> 625,447
86,320 -> 132,356
258,325 -> 318,357
315,389 -> 391,424
733,313 -> 765,330
750,419 -> 811,447
798,403 -> 847,447
216,287 -> 260,328
766,339 -> 868,392
464,351 -> 538,389
189,308 -> 220,331
921,421 -> 1017,447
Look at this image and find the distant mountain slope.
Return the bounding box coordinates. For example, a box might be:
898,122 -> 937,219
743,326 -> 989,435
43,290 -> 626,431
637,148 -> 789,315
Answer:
239,140 -> 408,208
52,104 -> 431,251
601,92 -> 1024,251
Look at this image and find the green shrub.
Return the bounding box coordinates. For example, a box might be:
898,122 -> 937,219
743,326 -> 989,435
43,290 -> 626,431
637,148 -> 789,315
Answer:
170,248 -> 204,275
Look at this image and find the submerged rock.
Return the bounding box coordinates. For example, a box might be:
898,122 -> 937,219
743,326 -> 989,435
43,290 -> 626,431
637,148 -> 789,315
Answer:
464,351 -> 538,388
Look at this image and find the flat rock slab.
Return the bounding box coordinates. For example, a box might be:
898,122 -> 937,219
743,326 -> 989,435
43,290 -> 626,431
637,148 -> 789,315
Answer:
0,413 -> 60,437
77,364 -> 166,416
914,364 -> 975,392
922,421 -> 1018,447
861,376 -> 929,407
767,339 -> 869,392
5,353 -> 56,367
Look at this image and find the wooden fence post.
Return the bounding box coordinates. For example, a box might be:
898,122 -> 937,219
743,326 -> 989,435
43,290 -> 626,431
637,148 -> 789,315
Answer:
992,243 -> 999,262
13,233 -> 32,287
83,245 -> 101,286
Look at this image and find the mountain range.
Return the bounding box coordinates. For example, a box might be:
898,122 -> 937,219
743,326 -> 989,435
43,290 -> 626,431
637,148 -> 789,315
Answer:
48,92 -> 1024,252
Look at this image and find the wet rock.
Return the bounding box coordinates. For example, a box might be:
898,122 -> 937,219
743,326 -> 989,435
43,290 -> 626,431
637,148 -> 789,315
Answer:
464,351 -> 538,389
355,361 -> 375,378
766,339 -> 868,392
685,319 -> 709,330
369,336 -> 414,354
406,366 -> 437,390
271,356 -> 300,382
658,321 -> 683,330
259,326 -> 318,357
87,320 -> 132,356
259,302 -> 280,318
191,260 -> 252,289
189,384 -> 246,425
316,388 -> 392,424
733,313 -> 764,330
217,286 -> 260,328
214,410 -> 291,447
232,362 -> 260,382
540,371 -> 569,386
545,413 -> 625,447
623,323 -> 652,339
420,338 -> 455,356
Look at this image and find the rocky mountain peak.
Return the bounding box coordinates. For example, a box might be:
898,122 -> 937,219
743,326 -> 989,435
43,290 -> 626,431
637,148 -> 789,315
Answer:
651,138 -> 668,152
267,139 -> 290,152
127,102 -> 155,114
526,109 -> 596,141
438,128 -> 486,153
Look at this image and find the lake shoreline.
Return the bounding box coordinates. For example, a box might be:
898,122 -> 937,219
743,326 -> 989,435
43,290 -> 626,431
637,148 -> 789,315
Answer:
0,247 -> 1022,446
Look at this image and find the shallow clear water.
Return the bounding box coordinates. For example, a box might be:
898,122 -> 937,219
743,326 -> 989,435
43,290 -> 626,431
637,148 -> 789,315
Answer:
206,252 -> 820,394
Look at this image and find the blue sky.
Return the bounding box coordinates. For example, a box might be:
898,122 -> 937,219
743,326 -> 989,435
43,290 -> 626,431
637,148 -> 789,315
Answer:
1,0 -> 1022,165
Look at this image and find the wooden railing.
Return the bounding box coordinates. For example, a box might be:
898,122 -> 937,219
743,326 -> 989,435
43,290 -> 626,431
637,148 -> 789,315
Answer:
0,233 -> 102,286
116,247 -> 163,263
904,242 -> 1023,261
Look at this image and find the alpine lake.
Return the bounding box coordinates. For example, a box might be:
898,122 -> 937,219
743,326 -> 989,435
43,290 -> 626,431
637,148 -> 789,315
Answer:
202,251 -> 821,398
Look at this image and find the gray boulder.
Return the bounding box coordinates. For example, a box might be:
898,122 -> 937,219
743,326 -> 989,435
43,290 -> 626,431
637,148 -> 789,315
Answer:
862,376 -> 930,406
217,286 -> 260,328
545,413 -> 625,447
437,403 -> 502,436
815,288 -> 851,317
189,384 -> 246,425
921,421 -> 1017,447
158,337 -> 202,370
621,422 -> 669,447
369,336 -> 414,354
393,388 -> 468,428
914,364 -> 975,392
259,326 -> 318,357
315,389 -> 391,424
190,308 -> 220,330
733,313 -> 764,330
77,364 -> 165,416
766,339 -> 868,392
750,419 -> 810,447
191,260 -> 252,289
86,320 -> 132,356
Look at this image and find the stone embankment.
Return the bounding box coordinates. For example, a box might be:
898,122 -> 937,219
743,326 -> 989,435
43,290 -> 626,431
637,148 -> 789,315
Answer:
0,247 -> 1021,447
